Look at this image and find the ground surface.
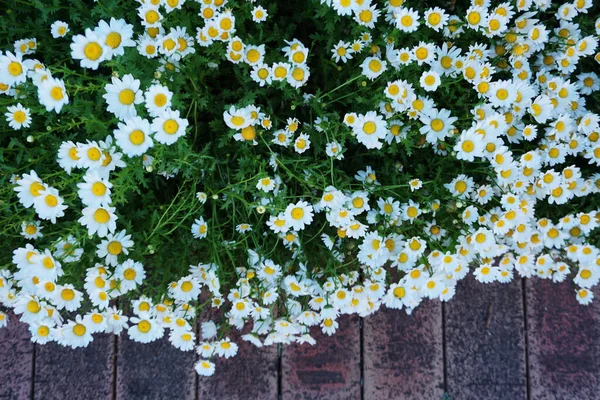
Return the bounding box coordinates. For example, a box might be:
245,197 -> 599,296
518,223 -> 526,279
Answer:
1,275 -> 599,400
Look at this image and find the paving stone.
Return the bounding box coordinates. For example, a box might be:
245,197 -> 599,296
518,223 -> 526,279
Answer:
526,278 -> 600,400
197,332 -> 278,400
282,314 -> 361,400
34,333 -> 115,400
0,313 -> 33,400
363,301 -> 444,400
445,274 -> 527,400
116,332 -> 196,400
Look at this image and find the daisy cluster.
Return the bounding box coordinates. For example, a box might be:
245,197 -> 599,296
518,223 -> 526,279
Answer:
137,0 -> 311,88
0,0 -> 599,378
1,13 -> 196,355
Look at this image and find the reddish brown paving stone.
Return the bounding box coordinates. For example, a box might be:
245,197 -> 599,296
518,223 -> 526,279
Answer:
196,297 -> 278,400
197,333 -> 278,400
0,313 -> 34,400
34,333 -> 115,400
116,332 -> 196,400
282,314 -> 361,400
445,274 -> 527,400
526,278 -> 600,400
363,300 -> 444,400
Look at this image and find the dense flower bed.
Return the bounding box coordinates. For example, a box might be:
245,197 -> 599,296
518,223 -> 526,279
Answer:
0,0 -> 599,376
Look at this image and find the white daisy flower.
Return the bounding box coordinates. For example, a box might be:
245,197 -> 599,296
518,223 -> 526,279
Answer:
5,103 -> 32,129
191,217 -> 208,239
331,40 -> 353,63
353,111 -> 387,149
285,201 -> 314,231
144,84 -> 173,117
70,28 -> 109,70
57,316 -> 93,349
115,259 -> 145,292
95,18 -> 135,58
256,176 -> 275,192
223,105 -> 253,130
78,206 -> 118,237
21,221 -> 43,240
103,74 -> 143,120
128,315 -> 164,343
96,230 -> 134,266
250,64 -> 272,87
287,64 -> 310,88
195,360 -> 216,376
361,57 -> 387,80
252,6 -> 268,23
33,187 -> 68,224
419,70 -> 441,91
424,7 -> 448,32
0,51 -> 28,86
113,116 -> 154,157
395,7 -> 420,33
151,108 -> 189,145
138,4 -> 163,28
294,133 -> 311,154
37,77 -> 69,113
50,21 -> 69,38
77,171 -> 112,207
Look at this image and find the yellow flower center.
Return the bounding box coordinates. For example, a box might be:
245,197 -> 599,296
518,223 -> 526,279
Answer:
291,207 -> 304,220
163,119 -> 179,134
461,139 -> 478,153
51,86 -> 64,100
430,119 -> 444,132
27,300 -> 41,313
93,208 -> 111,223
292,67 -> 305,81
293,52 -> 305,63
246,49 -> 260,63
8,61 -> 23,76
363,121 -> 377,135
428,13 -> 440,25
138,320 -> 151,333
45,194 -> 58,207
393,287 -> 406,298
415,48 -> 428,60
123,268 -> 137,280
61,289 -> 75,301
581,270 -> 592,279
241,126 -> 256,140
274,66 -> 287,78
107,241 -> 122,255
129,129 -> 145,145
106,32 -> 122,49
13,110 -> 26,123
181,281 -> 193,292
92,182 -> 106,196
84,42 -> 103,61
455,181 -> 467,193
73,324 -> 86,336
118,89 -> 135,105
145,10 -> 160,24
151,94 -> 167,108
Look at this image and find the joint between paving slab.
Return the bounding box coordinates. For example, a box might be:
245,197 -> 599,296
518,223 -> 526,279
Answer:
112,334 -> 118,400
522,278 -> 531,400
442,301 -> 448,394
30,343 -> 36,400
277,343 -> 282,400
360,317 -> 364,400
